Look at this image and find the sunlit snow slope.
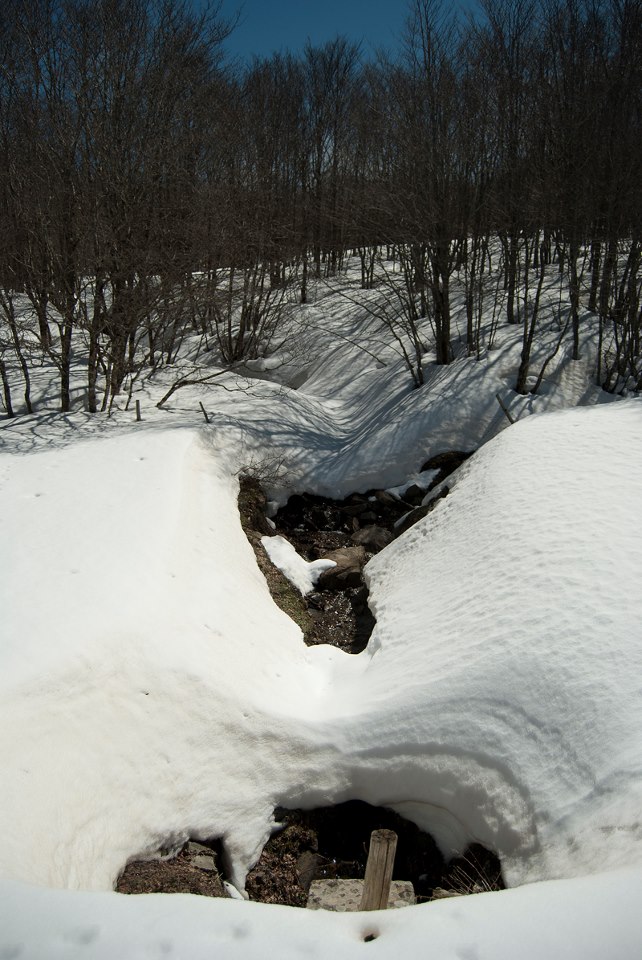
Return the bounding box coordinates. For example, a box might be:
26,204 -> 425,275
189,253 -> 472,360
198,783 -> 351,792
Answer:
1,400 -> 642,901
349,400 -> 642,885
0,429 -> 348,890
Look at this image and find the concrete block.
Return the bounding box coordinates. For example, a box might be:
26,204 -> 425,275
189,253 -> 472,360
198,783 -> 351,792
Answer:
307,879 -> 415,912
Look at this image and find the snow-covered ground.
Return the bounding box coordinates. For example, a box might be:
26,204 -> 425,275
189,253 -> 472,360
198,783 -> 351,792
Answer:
1,270 -> 641,957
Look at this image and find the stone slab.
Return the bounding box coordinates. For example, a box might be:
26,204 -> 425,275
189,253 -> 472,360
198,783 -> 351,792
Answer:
307,879 -> 415,912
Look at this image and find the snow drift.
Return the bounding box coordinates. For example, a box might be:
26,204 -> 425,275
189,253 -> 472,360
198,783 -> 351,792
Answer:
1,373 -> 642,956
2,401 -> 642,890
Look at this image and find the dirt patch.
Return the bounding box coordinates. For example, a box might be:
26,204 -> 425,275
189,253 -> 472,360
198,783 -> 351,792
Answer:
116,841 -> 225,897
307,585 -> 375,653
238,477 -> 314,638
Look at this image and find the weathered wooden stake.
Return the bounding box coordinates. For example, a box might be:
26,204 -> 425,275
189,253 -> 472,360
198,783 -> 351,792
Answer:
199,401 -> 210,424
135,399 -> 141,422
359,829 -> 398,911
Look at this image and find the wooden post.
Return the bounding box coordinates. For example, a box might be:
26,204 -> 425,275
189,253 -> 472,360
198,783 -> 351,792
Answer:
135,399 -> 141,422
199,401 -> 211,424
359,829 -> 397,911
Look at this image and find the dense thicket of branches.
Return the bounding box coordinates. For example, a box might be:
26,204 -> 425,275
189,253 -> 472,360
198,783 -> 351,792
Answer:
0,0 -> 640,414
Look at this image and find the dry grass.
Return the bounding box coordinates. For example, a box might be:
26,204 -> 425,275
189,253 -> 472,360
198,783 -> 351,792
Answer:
237,477 -> 314,639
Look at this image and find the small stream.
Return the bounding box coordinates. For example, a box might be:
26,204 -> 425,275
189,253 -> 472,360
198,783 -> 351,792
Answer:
268,450 -> 472,653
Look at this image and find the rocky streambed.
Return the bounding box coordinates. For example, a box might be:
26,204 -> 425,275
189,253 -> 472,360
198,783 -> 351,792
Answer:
243,450 -> 472,654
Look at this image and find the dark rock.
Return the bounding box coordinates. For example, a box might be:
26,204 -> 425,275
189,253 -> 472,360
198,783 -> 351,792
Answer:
307,592 -> 326,610
420,451 -> 473,489
311,506 -> 331,528
341,502 -> 369,516
317,546 -> 366,590
401,484 -> 425,506
186,841 -> 217,857
420,450 -> 472,472
297,850 -> 320,893
308,531 -> 351,558
351,525 -> 393,551
277,493 -> 354,535
395,486 -> 449,537
186,842 -> 218,871
371,489 -> 399,506
360,489 -> 412,526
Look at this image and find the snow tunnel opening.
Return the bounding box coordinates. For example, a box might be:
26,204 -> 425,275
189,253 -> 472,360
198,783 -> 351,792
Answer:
115,803 -> 503,906
245,800 -> 504,907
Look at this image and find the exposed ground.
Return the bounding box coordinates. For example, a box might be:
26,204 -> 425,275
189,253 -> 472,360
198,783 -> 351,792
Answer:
239,450 -> 472,653
117,802 -> 503,906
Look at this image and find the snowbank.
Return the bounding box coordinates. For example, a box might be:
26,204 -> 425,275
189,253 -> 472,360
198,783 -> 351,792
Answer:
2,403 -> 642,895
356,400 -> 642,886
1,290 -> 641,956
2,868 -> 641,960
0,429 -> 348,891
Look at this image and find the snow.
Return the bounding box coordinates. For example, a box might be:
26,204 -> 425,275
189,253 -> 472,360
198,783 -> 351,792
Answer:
261,534 -> 336,594
1,267 -> 642,957
2,868 -> 641,960
362,402 -> 642,885
386,469 -> 440,500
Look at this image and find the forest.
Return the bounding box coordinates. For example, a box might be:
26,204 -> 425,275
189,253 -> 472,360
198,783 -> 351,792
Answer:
2,4 -> 642,956
0,0 -> 640,416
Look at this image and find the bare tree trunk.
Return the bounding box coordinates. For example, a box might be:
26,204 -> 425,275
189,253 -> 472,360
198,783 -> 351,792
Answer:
515,236 -> 546,394
301,255 -> 308,304
568,238 -> 581,361
1,294 -> 33,413
87,272 -> 105,413
0,357 -> 14,417
505,233 -> 520,325
430,243 -> 452,365
588,240 -> 601,312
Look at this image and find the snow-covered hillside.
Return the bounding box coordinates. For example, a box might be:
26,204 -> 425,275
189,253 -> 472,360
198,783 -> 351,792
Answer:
1,279 -> 641,958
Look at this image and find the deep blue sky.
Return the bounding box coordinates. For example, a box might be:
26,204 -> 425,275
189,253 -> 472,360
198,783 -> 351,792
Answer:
219,0 -> 477,63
